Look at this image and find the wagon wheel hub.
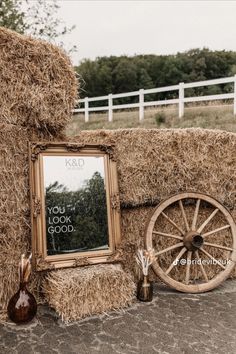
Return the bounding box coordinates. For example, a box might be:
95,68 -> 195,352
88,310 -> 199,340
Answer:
183,231 -> 204,251
145,192 -> 236,293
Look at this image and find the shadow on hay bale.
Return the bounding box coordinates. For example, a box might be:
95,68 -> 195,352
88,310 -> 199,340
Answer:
0,26 -> 77,318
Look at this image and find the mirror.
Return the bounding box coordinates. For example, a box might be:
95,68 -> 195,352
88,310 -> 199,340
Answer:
44,155 -> 109,255
30,143 -> 121,270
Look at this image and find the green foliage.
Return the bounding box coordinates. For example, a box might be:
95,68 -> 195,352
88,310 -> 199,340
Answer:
0,0 -> 76,52
24,0 -> 76,52
76,49 -> 236,101
0,0 -> 25,33
45,172 -> 108,255
155,112 -> 166,125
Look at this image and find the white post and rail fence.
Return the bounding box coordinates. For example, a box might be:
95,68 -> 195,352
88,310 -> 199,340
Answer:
74,75 -> 236,122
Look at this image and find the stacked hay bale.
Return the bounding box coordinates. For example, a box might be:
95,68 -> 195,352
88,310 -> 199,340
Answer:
1,26 -> 236,323
71,128 -> 236,280
43,264 -> 135,323
0,26 -> 77,319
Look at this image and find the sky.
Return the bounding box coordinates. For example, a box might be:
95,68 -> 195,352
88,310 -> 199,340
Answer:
57,0 -> 236,65
43,155 -> 105,191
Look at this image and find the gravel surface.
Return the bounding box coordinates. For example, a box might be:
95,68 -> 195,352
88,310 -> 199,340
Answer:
1,280 -> 236,354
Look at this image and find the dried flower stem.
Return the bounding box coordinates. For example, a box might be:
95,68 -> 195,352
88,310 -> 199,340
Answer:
19,253 -> 32,284
135,248 -> 155,276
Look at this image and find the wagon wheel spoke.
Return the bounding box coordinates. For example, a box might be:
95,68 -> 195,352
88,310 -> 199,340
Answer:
153,231 -> 183,241
204,242 -> 233,252
191,199 -> 200,230
146,192 -> 236,293
179,200 -> 190,231
195,250 -> 209,282
155,242 -> 184,256
165,247 -> 187,275
199,247 -> 226,270
185,251 -> 192,284
161,212 -> 184,235
202,225 -> 231,238
197,208 -> 219,234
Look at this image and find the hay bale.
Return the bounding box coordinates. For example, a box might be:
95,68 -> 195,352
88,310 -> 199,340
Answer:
71,128 -> 236,280
71,128 -> 236,209
0,123 -> 33,309
0,123 -> 58,311
0,27 -> 77,132
120,206 -> 156,281
2,116 -> 236,319
0,26 -> 77,318
42,264 -> 135,322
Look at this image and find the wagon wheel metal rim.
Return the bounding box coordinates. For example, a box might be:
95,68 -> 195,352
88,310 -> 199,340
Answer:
145,192 -> 236,293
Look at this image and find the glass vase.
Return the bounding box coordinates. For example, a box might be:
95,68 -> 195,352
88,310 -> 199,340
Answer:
7,282 -> 37,324
137,275 -> 153,302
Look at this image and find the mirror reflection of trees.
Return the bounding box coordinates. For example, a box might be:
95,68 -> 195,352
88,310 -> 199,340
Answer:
45,172 -> 109,255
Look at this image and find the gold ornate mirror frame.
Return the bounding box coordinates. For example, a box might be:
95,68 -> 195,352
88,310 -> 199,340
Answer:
29,143 -> 121,271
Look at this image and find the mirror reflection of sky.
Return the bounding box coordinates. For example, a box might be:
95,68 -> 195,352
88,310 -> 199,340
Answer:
43,155 -> 105,191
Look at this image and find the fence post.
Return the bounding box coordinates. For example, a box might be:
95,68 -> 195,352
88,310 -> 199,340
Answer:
179,82 -> 184,118
84,97 -> 89,122
139,89 -> 144,121
108,94 -> 113,122
234,75 -> 236,116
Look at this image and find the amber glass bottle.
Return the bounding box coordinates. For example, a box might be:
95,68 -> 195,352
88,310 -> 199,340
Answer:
7,254 -> 37,324
137,275 -> 153,302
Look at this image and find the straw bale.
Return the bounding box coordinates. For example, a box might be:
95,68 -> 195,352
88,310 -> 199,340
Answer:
0,124 -> 31,310
0,123 -> 59,312
2,120 -> 236,320
42,264 -> 135,322
71,128 -> 236,209
0,27 -> 77,132
72,128 -> 236,280
0,27 -> 77,318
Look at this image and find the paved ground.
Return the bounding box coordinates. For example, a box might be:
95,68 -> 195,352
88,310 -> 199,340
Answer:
0,280 -> 236,354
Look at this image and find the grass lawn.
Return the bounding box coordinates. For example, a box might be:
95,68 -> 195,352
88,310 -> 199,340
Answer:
66,103 -> 236,136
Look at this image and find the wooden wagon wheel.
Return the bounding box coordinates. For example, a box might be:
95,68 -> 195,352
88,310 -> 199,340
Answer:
145,192 -> 236,293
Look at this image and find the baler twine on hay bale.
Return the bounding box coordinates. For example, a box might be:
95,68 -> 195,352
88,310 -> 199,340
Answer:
42,264 -> 135,323
0,26 -> 77,318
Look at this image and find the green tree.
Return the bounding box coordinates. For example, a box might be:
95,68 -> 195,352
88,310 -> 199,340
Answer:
45,172 -> 109,255
138,68 -> 153,89
24,0 -> 76,51
0,0 -> 76,52
113,57 -> 138,93
78,59 -> 113,99
76,49 -> 236,101
0,0 -> 25,33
